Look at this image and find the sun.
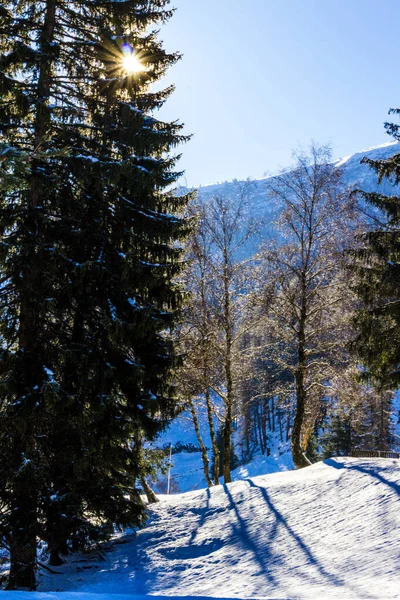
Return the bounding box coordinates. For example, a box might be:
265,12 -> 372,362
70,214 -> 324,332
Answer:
121,46 -> 144,74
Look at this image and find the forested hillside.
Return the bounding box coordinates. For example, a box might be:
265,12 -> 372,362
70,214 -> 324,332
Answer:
167,141 -> 400,489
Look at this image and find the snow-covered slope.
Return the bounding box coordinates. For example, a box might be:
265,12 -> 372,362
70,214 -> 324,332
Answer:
334,141 -> 400,192
156,416 -> 294,494
197,141 -> 400,217
12,457 -> 399,600
191,141 -> 400,260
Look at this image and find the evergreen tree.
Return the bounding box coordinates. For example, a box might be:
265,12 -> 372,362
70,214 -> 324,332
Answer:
352,108 -> 400,389
319,415 -> 352,459
0,0 -> 189,588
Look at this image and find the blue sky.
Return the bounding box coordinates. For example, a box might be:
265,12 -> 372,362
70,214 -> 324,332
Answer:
157,0 -> 400,187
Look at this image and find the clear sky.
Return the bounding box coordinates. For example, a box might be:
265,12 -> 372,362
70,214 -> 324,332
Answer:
156,0 -> 400,187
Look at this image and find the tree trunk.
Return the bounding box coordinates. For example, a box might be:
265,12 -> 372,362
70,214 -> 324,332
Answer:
278,408 -> 283,442
8,0 -> 57,588
256,408 -> 264,454
292,374 -> 309,468
205,389 -> 220,485
139,475 -> 159,504
261,402 -> 268,453
222,241 -> 234,484
286,406 -> 291,442
48,538 -> 69,567
223,398 -> 233,483
45,499 -> 70,567
188,398 -> 213,487
291,285 -> 309,469
198,254 -> 220,485
271,396 -> 275,432
7,493 -> 37,590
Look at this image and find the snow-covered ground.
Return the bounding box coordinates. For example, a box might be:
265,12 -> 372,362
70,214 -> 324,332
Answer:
153,404 -> 294,494
5,457 -> 399,599
164,437 -> 294,494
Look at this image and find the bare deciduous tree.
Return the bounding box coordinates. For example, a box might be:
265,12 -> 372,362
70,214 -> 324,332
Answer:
263,144 -> 356,468
181,183 -> 260,484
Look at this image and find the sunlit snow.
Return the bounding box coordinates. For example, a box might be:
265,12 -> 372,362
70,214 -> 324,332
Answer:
4,457 -> 399,600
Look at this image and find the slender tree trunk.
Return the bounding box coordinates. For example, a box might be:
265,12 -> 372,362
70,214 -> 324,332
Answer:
188,398 -> 213,487
262,402 -> 268,452
139,475 -> 159,504
286,406 -> 291,442
256,409 -> 264,454
205,389 -> 220,485
271,396 -> 276,432
223,397 -> 233,483
222,251 -> 234,484
198,260 -> 220,485
379,398 -> 385,451
278,408 -> 283,442
222,352 -> 234,482
291,281 -> 309,469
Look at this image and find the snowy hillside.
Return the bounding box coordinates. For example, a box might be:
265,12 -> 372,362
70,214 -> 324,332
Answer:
187,141 -> 400,260
155,142 -> 400,494
154,414 -> 294,493
197,141 -> 400,217
6,457 -> 399,599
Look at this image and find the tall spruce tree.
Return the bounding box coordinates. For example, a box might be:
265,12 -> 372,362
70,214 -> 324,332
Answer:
0,0 -> 189,589
352,109 -> 400,389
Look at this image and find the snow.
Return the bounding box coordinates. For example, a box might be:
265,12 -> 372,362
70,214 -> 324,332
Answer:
4,457 -> 399,599
0,596 -> 181,600
333,141 -> 400,169
44,367 -> 56,384
194,141 -> 400,223
75,155 -> 99,163
164,437 -> 294,494
391,391 -> 400,453
232,450 -> 294,479
154,406 -> 294,493
197,141 -> 400,189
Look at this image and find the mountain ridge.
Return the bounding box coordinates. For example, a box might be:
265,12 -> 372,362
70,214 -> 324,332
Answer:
194,141 -> 400,196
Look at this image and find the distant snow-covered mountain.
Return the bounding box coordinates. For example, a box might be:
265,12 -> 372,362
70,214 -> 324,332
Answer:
196,141 -> 400,219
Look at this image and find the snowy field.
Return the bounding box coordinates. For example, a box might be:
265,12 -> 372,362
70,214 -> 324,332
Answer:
4,457 -> 399,600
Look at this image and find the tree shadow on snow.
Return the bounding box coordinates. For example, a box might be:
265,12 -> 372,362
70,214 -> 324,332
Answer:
188,487 -> 211,545
222,484 -> 279,586
324,458 -> 400,496
242,479 -> 347,589
157,538 -> 224,560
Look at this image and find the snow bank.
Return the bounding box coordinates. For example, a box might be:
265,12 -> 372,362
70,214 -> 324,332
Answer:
7,457 -> 396,600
